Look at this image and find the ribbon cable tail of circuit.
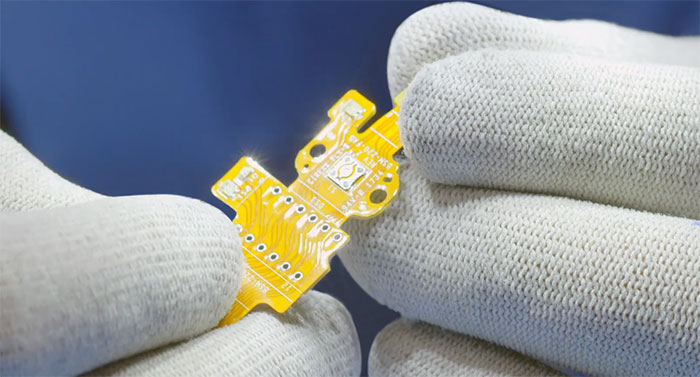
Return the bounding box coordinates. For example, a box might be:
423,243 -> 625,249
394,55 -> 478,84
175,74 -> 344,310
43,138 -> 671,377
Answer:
212,90 -> 405,325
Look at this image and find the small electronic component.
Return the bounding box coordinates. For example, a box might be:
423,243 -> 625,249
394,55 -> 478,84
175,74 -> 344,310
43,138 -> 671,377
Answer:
327,156 -> 369,192
212,90 -> 404,325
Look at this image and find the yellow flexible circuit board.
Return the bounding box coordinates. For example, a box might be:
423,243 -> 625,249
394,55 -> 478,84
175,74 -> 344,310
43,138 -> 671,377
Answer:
212,90 -> 404,325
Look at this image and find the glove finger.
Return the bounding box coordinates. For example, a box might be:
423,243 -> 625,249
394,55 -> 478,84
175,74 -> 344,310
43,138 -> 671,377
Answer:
0,195 -> 243,376
87,291 -> 361,377
0,130 -> 102,212
400,50 -> 700,218
340,167 -> 700,377
388,2 -> 700,96
370,319 -> 563,377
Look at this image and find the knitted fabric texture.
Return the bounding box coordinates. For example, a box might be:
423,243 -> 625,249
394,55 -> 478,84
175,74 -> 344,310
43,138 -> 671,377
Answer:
1,195 -> 244,375
340,167 -> 700,377
387,2 -> 700,98
340,5 -> 700,375
400,50 -> 700,218
90,291 -> 361,377
370,319 -> 563,377
1,131 -> 101,211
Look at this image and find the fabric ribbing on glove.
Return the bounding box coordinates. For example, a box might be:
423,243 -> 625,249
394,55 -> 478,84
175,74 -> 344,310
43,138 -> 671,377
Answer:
89,291 -> 361,377
339,167 -> 700,377
399,50 -> 700,219
387,2 -> 700,97
0,131 -> 101,211
0,195 -> 244,376
370,319 -> 563,377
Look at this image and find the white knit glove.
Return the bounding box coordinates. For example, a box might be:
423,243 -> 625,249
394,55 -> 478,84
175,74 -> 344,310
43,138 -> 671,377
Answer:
0,131 -> 360,376
339,3 -> 700,376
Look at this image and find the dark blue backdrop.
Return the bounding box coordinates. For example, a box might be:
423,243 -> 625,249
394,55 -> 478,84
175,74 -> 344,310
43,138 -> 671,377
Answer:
2,1 -> 698,374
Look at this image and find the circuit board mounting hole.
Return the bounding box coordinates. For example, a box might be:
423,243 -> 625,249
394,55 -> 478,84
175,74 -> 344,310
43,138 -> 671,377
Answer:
310,144 -> 326,158
370,189 -> 387,203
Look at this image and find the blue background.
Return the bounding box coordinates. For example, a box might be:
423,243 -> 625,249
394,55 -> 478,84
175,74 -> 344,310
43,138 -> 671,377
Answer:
2,1 -> 698,374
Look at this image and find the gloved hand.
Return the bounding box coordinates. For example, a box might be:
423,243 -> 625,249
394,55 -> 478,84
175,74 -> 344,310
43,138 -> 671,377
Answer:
339,3 -> 700,376
0,131 -> 360,376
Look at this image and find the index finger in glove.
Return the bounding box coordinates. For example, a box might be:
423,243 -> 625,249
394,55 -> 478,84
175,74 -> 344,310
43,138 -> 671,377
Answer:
400,50 -> 699,218
389,3 -> 700,218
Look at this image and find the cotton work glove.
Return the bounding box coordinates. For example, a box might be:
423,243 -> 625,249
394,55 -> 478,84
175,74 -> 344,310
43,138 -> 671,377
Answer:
0,131 -> 361,376
339,3 -> 700,376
